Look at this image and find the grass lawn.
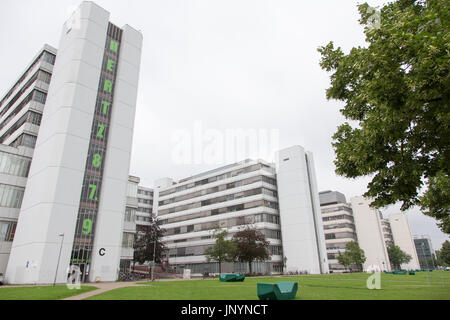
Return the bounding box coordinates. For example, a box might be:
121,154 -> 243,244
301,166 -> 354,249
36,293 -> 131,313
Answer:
86,271 -> 450,300
0,285 -> 98,300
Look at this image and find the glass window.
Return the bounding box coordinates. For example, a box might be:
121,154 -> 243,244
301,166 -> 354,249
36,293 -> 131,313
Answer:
0,184 -> 25,208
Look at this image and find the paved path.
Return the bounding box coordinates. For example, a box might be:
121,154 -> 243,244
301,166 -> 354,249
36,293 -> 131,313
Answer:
63,278 -> 193,300
63,281 -> 141,300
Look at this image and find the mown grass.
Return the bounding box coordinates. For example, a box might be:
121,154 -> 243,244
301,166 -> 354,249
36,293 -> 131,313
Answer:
86,271 -> 450,300
0,285 -> 97,300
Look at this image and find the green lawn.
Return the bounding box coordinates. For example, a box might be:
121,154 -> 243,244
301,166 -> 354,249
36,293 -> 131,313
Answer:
87,271 -> 450,300
0,285 -> 97,300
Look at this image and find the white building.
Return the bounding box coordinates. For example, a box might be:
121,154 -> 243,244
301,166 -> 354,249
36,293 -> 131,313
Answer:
5,1 -> 142,284
153,145 -> 328,275
319,190 -> 358,272
350,196 -> 391,272
276,146 -> 329,274
387,213 -> 421,270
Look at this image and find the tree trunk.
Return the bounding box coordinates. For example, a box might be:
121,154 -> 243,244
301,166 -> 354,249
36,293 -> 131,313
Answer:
249,261 -> 252,275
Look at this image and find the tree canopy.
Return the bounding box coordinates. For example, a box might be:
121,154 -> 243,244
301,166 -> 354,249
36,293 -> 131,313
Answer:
204,227 -> 237,273
133,217 -> 166,266
318,0 -> 450,233
436,240 -> 450,266
337,241 -> 366,272
232,225 -> 270,274
387,245 -> 412,269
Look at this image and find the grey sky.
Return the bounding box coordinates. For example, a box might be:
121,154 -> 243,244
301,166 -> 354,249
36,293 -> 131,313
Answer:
0,0 -> 447,249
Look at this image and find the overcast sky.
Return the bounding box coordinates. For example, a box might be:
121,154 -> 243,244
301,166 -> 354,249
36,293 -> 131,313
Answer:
1,0 -> 447,250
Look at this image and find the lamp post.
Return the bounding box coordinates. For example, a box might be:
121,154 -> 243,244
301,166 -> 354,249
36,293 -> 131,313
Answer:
283,256 -> 287,274
53,233 -> 64,286
151,234 -> 157,282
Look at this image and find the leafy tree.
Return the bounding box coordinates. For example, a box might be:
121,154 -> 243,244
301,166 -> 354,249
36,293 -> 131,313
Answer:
346,241 -> 367,271
437,240 -> 450,266
387,245 -> 412,270
232,225 -> 270,275
338,242 -> 366,272
318,0 -> 450,233
337,250 -> 353,271
204,227 -> 237,273
133,217 -> 166,273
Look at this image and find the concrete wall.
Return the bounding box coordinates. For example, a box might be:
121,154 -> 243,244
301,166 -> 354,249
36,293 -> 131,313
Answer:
351,196 -> 391,271
388,213 -> 421,270
276,145 -> 329,274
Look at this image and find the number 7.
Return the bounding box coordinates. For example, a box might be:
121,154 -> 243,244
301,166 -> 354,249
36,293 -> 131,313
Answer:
88,184 -> 97,200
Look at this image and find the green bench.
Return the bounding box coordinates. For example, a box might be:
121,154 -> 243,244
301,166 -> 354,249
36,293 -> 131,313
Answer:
219,273 -> 245,282
257,282 -> 298,300
393,270 -> 407,275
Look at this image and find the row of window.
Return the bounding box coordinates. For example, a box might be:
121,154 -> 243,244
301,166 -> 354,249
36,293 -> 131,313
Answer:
159,163 -> 273,197
159,175 -> 277,206
167,243 -> 280,258
137,189 -> 152,196
136,216 -> 151,223
164,214 -> 281,237
322,214 -> 354,223
0,111 -> 42,144
262,229 -> 282,240
124,207 -> 135,222
159,187 -> 277,216
0,50 -> 54,109
326,242 -> 351,250
122,232 -> 134,248
138,207 -> 151,214
177,261 -> 281,274
0,220 -> 17,241
10,133 -> 37,148
321,205 -> 353,215
325,232 -> 357,240
0,151 -> 31,178
158,199 -> 279,226
0,88 -> 46,135
323,223 -> 356,230
138,198 -> 152,205
0,69 -> 45,120
0,184 -> 25,208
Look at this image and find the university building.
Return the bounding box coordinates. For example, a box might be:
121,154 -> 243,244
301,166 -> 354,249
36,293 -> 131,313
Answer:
0,45 -> 57,274
148,146 -> 329,275
1,1 -> 143,284
318,190 -> 358,272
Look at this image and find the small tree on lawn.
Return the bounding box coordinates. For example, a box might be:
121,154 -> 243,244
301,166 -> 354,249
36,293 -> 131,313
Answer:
337,251 -> 352,272
232,225 -> 270,275
204,227 -> 237,274
387,245 -> 412,270
337,242 -> 366,272
436,240 -> 450,267
346,241 -> 366,272
133,216 -> 166,275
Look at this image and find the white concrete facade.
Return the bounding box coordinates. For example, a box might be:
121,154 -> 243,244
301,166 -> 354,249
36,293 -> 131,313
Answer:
350,196 -> 391,271
156,159 -> 283,274
276,146 -> 329,274
387,213 -> 421,270
5,2 -> 142,284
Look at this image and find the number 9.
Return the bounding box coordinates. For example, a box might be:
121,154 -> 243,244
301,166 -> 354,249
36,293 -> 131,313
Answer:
82,218 -> 92,235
